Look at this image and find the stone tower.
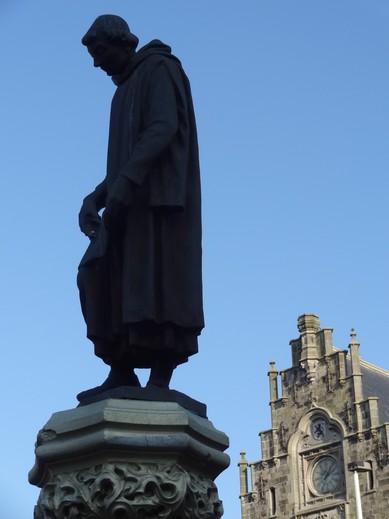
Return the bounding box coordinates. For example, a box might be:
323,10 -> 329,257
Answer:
239,314 -> 389,518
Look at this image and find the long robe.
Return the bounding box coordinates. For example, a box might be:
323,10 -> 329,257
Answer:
78,41 -> 204,368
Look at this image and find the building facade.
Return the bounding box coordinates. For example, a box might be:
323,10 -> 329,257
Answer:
239,314 -> 389,519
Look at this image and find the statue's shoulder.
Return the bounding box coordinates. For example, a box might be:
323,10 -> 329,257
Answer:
142,53 -> 179,70
136,40 -> 182,75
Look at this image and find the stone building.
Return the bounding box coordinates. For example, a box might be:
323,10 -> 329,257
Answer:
239,314 -> 389,519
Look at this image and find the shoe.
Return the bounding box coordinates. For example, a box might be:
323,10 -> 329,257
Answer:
77,366 -> 141,401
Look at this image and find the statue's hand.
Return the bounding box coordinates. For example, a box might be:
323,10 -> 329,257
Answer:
79,195 -> 101,239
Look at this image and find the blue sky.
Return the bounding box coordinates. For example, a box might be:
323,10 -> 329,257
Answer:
1,1 -> 389,517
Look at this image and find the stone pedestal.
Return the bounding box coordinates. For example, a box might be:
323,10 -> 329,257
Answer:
29,399 -> 230,519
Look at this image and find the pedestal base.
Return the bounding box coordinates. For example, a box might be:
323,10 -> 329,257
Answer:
29,399 -> 230,519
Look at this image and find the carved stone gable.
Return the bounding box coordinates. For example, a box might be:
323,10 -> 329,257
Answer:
239,316 -> 389,519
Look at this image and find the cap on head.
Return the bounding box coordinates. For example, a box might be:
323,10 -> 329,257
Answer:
82,14 -> 139,50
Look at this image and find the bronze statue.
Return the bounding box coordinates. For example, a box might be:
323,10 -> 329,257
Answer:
77,15 -> 203,397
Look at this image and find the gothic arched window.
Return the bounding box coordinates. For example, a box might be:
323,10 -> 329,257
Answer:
289,410 -> 346,512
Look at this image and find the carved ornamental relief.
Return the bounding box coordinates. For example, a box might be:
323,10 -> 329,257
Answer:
278,421 -> 289,452
372,429 -> 389,468
298,503 -> 345,518
34,462 -> 223,519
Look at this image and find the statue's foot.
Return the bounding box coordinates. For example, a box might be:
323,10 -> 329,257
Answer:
77,367 -> 141,401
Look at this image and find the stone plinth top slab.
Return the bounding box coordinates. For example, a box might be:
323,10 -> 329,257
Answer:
77,385 -> 207,417
29,399 -> 230,487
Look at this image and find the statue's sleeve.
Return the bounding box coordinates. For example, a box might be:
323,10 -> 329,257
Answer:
92,180 -> 107,210
119,61 -> 179,186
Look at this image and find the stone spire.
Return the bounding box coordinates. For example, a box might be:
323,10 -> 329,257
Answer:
349,328 -> 363,402
268,361 -> 279,403
349,329 -> 361,373
297,314 -> 320,383
297,313 -> 321,334
238,451 -> 249,497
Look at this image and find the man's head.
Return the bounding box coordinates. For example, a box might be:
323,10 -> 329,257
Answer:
82,15 -> 139,76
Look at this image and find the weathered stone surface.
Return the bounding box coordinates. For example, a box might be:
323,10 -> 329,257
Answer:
30,399 -> 229,519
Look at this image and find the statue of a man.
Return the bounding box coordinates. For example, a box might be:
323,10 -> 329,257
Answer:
77,15 -> 203,395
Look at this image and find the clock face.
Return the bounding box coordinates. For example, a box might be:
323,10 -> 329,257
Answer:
312,456 -> 342,494
311,418 -> 327,440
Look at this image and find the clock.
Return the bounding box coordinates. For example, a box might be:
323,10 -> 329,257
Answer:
311,456 -> 342,494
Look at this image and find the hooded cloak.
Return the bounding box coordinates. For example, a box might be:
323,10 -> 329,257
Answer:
78,41 -> 204,367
